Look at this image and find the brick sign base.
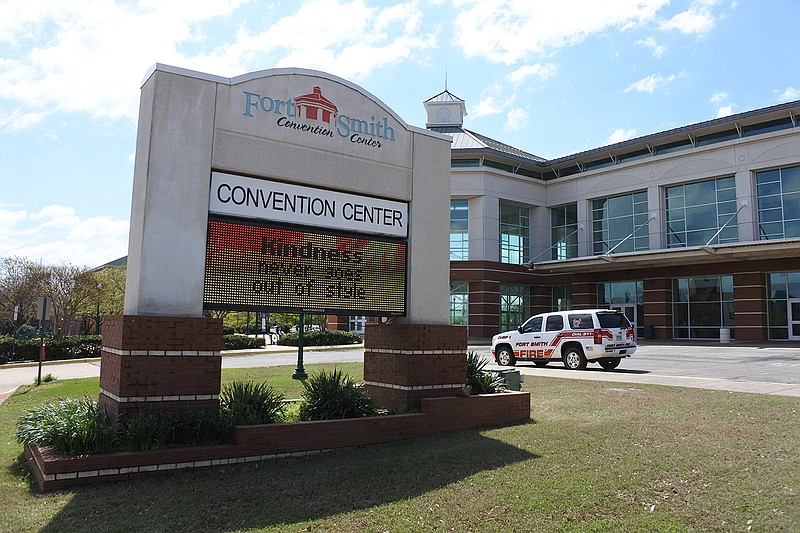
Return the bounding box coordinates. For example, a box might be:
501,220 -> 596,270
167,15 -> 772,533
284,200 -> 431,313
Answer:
99,315 -> 223,420
363,323 -> 467,410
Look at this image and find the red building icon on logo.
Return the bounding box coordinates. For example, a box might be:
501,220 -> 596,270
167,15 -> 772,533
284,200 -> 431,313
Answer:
295,87 -> 338,125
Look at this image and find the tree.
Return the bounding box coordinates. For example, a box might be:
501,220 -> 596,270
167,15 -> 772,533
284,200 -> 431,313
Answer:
0,257 -> 47,335
40,264 -> 100,338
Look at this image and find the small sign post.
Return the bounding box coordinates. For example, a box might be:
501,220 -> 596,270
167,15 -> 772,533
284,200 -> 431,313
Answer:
36,297 -> 51,386
292,313 -> 307,380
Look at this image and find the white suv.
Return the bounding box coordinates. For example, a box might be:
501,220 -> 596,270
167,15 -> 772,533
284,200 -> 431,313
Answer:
491,309 -> 636,370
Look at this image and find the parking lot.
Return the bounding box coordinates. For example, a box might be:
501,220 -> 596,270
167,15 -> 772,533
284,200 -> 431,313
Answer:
477,340 -> 800,396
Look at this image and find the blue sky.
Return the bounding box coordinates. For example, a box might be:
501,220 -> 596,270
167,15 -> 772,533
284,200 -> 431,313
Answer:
1,0 -> 798,267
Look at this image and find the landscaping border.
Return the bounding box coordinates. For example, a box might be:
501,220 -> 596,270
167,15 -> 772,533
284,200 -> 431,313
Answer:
24,391 -> 530,491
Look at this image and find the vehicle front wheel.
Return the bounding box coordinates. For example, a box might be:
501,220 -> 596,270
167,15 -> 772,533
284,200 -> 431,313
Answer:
599,358 -> 621,370
562,345 -> 587,370
496,346 -> 516,366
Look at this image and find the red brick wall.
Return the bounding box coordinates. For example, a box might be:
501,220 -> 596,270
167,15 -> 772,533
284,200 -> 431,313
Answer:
26,391 -> 531,491
99,315 -> 223,419
363,323 -> 467,410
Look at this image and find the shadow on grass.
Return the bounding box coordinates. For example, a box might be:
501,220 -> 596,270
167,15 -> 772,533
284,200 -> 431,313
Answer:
38,425 -> 537,532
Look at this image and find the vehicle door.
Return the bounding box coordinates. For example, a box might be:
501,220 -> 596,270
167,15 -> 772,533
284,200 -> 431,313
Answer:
540,314 -> 566,359
514,316 -> 543,360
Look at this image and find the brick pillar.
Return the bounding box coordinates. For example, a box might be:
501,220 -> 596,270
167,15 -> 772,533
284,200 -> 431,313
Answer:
643,277 -> 672,340
571,282 -> 596,308
363,323 -> 467,411
99,315 -> 223,420
469,280 -> 500,339
733,272 -> 768,341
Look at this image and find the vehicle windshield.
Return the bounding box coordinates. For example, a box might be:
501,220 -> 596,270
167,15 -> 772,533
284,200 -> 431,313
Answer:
598,313 -> 632,329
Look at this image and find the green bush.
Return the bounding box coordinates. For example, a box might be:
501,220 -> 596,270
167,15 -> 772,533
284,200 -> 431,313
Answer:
16,398 -> 233,455
16,397 -> 118,455
222,334 -> 265,350
277,329 -> 362,347
467,350 -> 506,394
219,380 -> 286,425
0,335 -> 101,362
299,368 -> 375,420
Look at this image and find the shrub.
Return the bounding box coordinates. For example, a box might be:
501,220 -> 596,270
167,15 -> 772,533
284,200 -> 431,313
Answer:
120,410 -> 232,450
219,380 -> 286,425
0,335 -> 101,362
16,397 -> 118,455
299,368 -> 375,420
467,350 -> 506,394
222,334 -> 265,350
277,329 -> 362,347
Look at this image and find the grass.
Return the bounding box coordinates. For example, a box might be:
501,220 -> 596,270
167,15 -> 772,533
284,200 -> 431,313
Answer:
1,365 -> 798,532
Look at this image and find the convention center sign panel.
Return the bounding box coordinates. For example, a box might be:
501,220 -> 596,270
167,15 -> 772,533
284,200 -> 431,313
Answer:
204,172 -> 408,316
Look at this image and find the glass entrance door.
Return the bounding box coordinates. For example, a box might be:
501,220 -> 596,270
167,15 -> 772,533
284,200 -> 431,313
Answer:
790,299 -> 800,341
612,304 -> 637,335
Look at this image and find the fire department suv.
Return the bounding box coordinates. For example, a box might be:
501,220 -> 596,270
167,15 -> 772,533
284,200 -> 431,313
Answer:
491,309 -> 636,370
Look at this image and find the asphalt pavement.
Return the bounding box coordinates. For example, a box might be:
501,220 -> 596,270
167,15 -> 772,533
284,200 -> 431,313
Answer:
2,341 -> 799,405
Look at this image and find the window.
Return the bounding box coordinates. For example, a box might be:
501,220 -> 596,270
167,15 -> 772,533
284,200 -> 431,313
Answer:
348,316 -> 365,334
500,284 -> 529,332
767,272 -> 800,340
545,314 -> 564,331
592,191 -> 649,254
757,165 -> 800,240
672,276 -> 734,339
450,281 -> 469,326
665,177 -> 738,247
552,285 -> 572,311
500,203 -> 530,263
450,199 -> 469,260
551,204 -> 578,260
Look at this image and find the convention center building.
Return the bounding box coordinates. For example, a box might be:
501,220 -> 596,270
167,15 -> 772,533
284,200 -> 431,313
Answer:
422,90 -> 800,343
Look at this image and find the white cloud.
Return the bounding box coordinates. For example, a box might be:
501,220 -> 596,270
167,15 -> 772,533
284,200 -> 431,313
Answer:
471,96 -> 502,118
715,105 -> 733,118
606,128 -> 638,144
624,73 -> 676,94
659,0 -> 719,34
508,64 -> 557,85
776,87 -> 800,103
710,91 -> 733,117
0,0 -> 436,130
452,0 -> 669,64
504,108 -> 528,131
0,204 -> 128,267
635,36 -> 666,57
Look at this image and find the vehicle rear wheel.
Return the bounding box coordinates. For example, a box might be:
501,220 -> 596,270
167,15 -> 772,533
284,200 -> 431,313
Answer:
562,345 -> 587,370
496,346 -> 516,366
533,361 -> 549,367
599,358 -> 621,370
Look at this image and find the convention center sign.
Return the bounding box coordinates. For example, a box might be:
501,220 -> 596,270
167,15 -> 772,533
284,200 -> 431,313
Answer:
204,172 -> 408,316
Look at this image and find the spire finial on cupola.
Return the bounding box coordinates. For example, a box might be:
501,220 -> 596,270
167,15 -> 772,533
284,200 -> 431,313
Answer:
423,74 -> 467,128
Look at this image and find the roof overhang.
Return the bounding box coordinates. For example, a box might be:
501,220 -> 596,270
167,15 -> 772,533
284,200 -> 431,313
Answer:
528,239 -> 800,274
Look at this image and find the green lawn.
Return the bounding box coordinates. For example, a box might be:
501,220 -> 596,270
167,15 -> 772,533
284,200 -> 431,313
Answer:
1,364 -> 798,532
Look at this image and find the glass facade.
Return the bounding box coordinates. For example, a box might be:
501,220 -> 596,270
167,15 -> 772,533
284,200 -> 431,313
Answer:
450,199 -> 469,261
757,165 -> 800,240
592,191 -> 649,254
598,281 -> 644,337
500,203 -> 530,264
672,276 -> 734,339
450,281 -> 469,326
551,285 -> 572,311
551,203 -> 578,260
767,272 -> 800,340
500,284 -> 529,332
665,177 -> 738,247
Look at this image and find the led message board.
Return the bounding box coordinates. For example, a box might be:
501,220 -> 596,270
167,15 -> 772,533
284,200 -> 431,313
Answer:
204,218 -> 407,316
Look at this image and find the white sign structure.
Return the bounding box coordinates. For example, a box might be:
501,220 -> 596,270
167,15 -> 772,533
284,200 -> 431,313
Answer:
209,172 -> 408,238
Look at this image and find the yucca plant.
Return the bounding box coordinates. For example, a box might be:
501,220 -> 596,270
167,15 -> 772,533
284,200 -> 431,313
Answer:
219,380 -> 286,425
299,368 -> 375,420
16,397 -> 118,455
466,350 -> 506,394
